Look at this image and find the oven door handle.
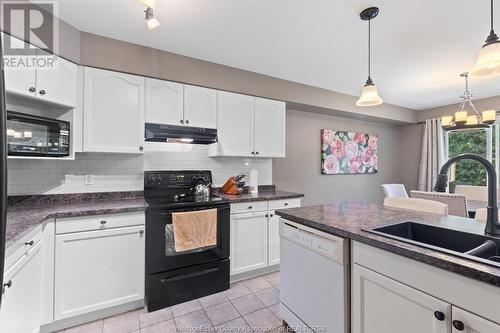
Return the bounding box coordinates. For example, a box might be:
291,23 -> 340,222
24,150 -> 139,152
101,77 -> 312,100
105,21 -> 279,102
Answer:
162,267 -> 219,283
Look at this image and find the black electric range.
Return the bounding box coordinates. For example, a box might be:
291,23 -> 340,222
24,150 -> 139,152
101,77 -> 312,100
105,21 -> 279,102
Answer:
144,170 -> 230,312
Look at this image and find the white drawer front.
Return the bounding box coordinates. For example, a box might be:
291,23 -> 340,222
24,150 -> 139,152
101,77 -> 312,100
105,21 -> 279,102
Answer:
230,201 -> 268,214
4,224 -> 43,272
268,198 -> 301,210
55,211 -> 145,234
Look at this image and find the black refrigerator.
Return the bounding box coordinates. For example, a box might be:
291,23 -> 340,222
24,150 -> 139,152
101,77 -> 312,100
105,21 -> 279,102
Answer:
0,32 -> 8,308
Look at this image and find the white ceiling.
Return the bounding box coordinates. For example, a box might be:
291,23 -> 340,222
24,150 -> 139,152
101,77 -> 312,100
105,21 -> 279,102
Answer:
56,0 -> 500,110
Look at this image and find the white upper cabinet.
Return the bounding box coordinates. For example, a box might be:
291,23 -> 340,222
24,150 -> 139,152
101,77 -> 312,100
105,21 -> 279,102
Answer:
254,97 -> 286,157
211,92 -> 286,158
216,91 -> 255,157
145,78 -> 184,125
184,85 -> 217,129
35,51 -> 78,107
2,33 -> 37,99
1,33 -> 77,107
83,67 -> 145,153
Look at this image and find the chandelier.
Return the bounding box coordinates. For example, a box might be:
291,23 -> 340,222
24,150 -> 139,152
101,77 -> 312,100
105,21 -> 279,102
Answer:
441,72 -> 496,132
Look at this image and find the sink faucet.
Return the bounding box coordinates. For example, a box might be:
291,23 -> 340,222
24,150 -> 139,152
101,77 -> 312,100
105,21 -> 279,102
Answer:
433,153 -> 500,235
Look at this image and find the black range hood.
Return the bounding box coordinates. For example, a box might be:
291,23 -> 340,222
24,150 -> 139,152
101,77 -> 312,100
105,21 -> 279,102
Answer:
145,123 -> 217,144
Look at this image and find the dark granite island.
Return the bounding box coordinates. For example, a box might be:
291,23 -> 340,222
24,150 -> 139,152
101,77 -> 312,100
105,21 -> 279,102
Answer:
276,202 -> 500,331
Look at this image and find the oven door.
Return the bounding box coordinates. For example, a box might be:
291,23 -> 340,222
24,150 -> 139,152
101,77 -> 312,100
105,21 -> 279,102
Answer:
146,203 -> 230,274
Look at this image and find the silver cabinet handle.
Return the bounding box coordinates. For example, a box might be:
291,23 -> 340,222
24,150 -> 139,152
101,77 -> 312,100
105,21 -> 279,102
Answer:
39,90 -> 46,95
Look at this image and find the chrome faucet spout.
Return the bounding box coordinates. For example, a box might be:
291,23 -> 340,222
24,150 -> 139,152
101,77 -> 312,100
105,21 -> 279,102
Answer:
433,153 -> 500,235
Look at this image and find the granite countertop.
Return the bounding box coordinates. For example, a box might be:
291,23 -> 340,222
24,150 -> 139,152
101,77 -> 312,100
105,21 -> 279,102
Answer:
215,185 -> 304,203
6,192 -> 147,248
276,202 -> 500,288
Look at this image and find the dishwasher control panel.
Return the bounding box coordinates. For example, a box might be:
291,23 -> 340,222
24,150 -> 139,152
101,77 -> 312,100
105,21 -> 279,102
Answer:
279,218 -> 347,264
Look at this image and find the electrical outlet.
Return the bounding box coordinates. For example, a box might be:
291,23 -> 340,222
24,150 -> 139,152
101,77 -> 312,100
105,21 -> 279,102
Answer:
84,175 -> 94,185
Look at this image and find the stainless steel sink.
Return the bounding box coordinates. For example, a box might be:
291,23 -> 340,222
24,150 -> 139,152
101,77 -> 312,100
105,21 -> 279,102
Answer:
367,222 -> 500,267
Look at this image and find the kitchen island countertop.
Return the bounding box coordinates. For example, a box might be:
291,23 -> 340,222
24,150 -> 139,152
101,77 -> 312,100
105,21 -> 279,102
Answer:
276,202 -> 500,288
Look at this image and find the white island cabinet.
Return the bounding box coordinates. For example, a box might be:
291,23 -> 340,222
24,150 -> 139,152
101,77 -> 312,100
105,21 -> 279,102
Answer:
54,212 -> 145,320
351,241 -> 500,333
83,67 -> 145,153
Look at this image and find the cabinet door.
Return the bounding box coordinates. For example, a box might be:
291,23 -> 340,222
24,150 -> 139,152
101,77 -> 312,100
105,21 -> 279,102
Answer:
35,51 -> 78,107
254,98 -> 286,157
230,212 -> 268,275
352,264 -> 450,333
268,212 -> 280,266
452,307 -> 500,333
217,91 -> 255,157
54,225 -> 145,319
83,67 -> 145,153
145,78 -> 184,125
1,33 -> 37,99
184,85 -> 217,128
0,242 -> 41,333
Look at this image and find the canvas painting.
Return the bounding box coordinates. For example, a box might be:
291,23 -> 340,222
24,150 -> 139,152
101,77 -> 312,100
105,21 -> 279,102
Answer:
321,129 -> 378,174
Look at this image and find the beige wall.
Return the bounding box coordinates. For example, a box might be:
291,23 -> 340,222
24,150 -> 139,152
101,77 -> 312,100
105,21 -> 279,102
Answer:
273,110 -> 421,205
79,32 -> 417,124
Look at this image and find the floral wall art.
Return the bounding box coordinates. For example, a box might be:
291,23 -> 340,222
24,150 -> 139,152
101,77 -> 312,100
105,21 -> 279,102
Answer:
321,129 -> 378,174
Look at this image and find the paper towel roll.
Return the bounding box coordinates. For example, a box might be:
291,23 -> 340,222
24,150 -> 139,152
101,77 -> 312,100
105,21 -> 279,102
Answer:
250,169 -> 258,194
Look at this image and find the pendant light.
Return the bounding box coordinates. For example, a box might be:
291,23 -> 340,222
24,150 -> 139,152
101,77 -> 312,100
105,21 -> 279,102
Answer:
139,0 -> 160,30
441,72 -> 497,132
470,0 -> 500,77
356,7 -> 383,107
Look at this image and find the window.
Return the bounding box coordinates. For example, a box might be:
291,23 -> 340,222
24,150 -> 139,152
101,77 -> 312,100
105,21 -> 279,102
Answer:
445,126 -> 495,188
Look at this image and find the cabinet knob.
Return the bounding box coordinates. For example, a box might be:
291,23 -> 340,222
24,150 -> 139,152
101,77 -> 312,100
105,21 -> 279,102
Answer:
3,280 -> 12,290
284,202 -> 289,206
180,120 -> 184,124
248,206 -> 253,209
265,214 -> 269,218
251,151 -> 255,155
185,120 -> 189,125
270,214 -> 274,217
255,151 -> 259,155
139,230 -> 144,236
24,240 -> 34,246
100,220 -> 107,225
28,87 -> 36,93
452,320 -> 465,331
39,89 -> 46,95
139,146 -> 144,151
433,311 -> 445,321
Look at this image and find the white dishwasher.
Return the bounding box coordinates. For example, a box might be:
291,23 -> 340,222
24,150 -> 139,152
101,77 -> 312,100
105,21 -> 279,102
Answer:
279,219 -> 349,333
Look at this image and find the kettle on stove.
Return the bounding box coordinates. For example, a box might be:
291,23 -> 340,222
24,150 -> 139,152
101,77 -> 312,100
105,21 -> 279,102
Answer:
192,176 -> 211,199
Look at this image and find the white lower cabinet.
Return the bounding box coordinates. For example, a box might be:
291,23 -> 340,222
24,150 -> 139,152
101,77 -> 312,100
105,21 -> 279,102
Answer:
267,212 -> 281,266
352,263 -> 451,333
230,211 -> 268,275
54,225 -> 145,320
452,307 -> 500,333
0,241 -> 42,333
230,199 -> 301,276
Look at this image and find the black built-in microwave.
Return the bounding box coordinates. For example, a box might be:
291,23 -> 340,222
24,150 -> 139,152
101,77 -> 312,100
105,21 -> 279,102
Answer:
6,111 -> 70,157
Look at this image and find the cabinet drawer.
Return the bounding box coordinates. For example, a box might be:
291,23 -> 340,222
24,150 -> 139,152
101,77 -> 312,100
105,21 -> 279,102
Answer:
55,212 -> 145,234
230,201 -> 268,214
4,224 -> 43,272
268,198 -> 301,210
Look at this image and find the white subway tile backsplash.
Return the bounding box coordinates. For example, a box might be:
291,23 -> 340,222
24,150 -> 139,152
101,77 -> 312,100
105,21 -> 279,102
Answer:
8,143 -> 272,195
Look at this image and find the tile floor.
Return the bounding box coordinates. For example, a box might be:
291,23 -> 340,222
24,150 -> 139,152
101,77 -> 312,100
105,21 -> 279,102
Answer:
61,271 -> 284,333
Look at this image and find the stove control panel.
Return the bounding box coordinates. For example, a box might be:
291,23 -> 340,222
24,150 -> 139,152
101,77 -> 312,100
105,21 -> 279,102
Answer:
144,171 -> 212,188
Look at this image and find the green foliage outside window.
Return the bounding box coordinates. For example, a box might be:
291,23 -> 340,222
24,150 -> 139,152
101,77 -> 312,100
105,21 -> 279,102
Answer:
448,130 -> 487,186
